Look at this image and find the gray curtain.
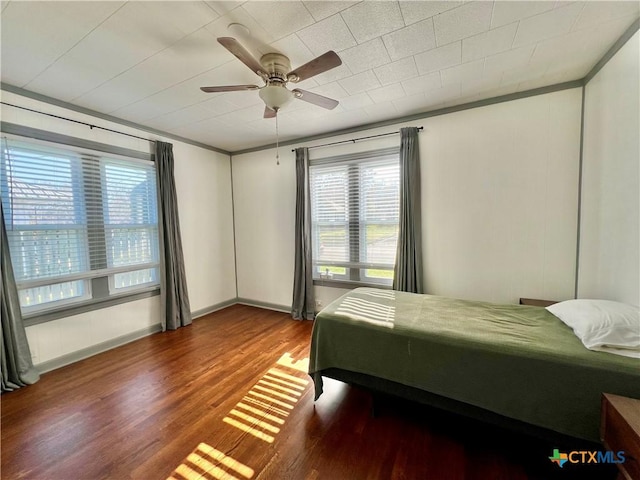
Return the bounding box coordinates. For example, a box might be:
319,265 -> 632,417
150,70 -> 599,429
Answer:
291,147 -> 315,320
155,141 -> 192,331
1,203 -> 40,392
393,127 -> 424,294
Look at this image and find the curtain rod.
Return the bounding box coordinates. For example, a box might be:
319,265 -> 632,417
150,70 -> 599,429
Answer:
291,126 -> 423,152
0,101 -> 156,144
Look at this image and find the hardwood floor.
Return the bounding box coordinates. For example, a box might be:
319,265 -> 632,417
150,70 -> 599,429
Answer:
1,304 -> 617,480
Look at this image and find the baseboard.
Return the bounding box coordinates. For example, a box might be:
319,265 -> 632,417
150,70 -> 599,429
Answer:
35,324 -> 162,374
236,297 -> 291,314
191,298 -> 238,319
34,298 -> 291,373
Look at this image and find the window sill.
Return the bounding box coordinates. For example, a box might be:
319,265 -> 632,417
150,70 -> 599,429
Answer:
23,287 -> 160,327
312,279 -> 392,290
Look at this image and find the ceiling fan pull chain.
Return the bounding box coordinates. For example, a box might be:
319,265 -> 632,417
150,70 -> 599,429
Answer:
275,109 -> 280,166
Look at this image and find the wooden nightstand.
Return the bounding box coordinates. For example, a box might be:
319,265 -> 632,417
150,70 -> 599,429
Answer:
519,298 -> 557,307
601,393 -> 640,480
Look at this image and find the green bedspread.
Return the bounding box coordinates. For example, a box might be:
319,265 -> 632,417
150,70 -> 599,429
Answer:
308,288 -> 640,442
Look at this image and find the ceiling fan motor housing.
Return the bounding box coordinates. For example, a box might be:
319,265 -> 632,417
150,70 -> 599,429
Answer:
260,53 -> 291,79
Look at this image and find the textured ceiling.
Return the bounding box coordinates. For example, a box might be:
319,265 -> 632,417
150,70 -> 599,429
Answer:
1,1 -> 638,152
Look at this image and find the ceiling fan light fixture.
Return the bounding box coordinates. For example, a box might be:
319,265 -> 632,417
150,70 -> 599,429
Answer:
259,85 -> 293,110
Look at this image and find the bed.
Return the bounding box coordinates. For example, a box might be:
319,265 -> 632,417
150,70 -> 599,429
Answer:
308,288 -> 640,442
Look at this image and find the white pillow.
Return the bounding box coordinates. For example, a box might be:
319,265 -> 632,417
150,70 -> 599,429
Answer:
546,299 -> 640,358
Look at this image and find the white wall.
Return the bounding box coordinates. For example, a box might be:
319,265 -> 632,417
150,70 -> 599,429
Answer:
579,31 -> 640,306
232,148 -> 297,306
0,89 -> 236,366
232,88 -> 582,308
422,89 -> 581,303
172,142 -> 236,313
25,297 -> 160,368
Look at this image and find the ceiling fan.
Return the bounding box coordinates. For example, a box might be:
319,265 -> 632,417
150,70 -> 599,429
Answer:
201,37 -> 342,118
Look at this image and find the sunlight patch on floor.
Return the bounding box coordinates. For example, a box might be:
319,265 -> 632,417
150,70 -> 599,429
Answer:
168,352 -> 310,479
223,353 -> 309,443
223,416 -> 276,443
276,352 -> 310,373
167,443 -> 254,480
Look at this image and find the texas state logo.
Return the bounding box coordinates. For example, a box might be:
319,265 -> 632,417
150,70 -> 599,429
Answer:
549,449 -> 568,468
549,448 -> 625,468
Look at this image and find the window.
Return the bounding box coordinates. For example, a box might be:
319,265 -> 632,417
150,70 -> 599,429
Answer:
310,147 -> 400,286
1,136 -> 160,316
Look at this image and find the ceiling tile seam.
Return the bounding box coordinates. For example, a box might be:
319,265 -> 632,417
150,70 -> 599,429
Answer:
112,56 -> 241,121
477,58 -> 487,83
230,80 -> 583,156
293,31 -> 310,54
371,11 -> 474,64
397,1 -> 409,27
510,17 -> 578,53
201,0 -> 221,17
363,92 -> 374,107
489,0 -> 498,30
294,13 -> 352,56
398,81 -> 407,98
143,102 -> 222,131
362,2 -> 414,42
338,3 -> 412,47
433,11 -> 445,48
408,56 -> 420,86
369,4 -> 429,48
427,17 -> 438,59
165,109 -> 225,133
378,21 -> 396,63
0,82 -> 232,155
0,79 -> 582,157
569,2 -> 588,32
239,4 -> 297,43
6,10 -> 636,155
69,13 -> 228,106
371,65 -> 385,88
431,1 -> 476,48
305,4 -> 320,23
299,1 -> 315,27
431,21 -> 473,52
236,14 -> 640,156
510,20 -> 522,50
338,10 -> 359,49
384,24 -> 459,65
511,2 -> 622,52
24,1 -> 128,90
526,43 -> 538,69
575,7 -> 637,35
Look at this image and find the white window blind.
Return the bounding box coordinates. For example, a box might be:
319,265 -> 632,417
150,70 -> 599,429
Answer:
309,147 -> 400,286
1,136 -> 160,313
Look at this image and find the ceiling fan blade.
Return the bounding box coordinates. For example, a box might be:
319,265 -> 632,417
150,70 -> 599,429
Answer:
288,51 -> 342,82
292,89 -> 339,110
264,106 -> 276,118
218,37 -> 264,76
200,85 -> 260,93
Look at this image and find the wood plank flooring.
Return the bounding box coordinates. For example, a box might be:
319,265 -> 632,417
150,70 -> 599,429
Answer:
1,304 -> 617,480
